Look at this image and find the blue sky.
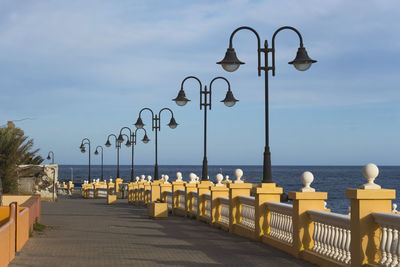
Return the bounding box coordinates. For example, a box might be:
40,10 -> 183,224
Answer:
0,0 -> 399,165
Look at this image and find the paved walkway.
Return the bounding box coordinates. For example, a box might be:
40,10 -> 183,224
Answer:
10,194 -> 315,267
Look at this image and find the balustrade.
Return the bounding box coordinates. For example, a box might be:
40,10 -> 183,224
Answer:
373,212 -> 400,267
308,210 -> 351,264
238,196 -> 255,231
265,202 -> 293,245
165,190 -> 173,210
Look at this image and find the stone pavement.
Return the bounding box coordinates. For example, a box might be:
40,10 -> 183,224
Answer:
10,194 -> 316,267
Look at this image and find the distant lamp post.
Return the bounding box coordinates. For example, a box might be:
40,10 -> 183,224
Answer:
173,76 -> 238,180
217,26 -> 317,183
134,108 -> 178,180
94,145 -> 104,181
79,138 -> 91,183
118,127 -> 150,182
105,134 -> 124,178
46,151 -> 55,164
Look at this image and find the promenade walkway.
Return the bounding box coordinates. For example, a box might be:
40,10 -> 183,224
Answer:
10,194 -> 315,266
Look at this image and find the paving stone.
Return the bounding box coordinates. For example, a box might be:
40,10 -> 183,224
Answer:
9,193 -> 316,267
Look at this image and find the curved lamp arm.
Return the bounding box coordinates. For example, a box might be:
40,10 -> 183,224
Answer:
134,128 -> 148,145
138,107 -> 155,130
228,26 -> 261,76
181,76 -> 203,110
159,107 -> 176,131
271,26 -> 303,76
209,76 -> 231,110
119,126 -> 132,138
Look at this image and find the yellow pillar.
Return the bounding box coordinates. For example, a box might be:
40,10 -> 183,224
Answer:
150,180 -> 163,202
346,189 -> 395,266
289,191 -> 327,257
210,185 -> 229,224
227,183 -> 252,233
172,181 -> 186,214
107,183 -> 116,204
197,181 -> 212,221
115,178 -> 123,197
255,183 -> 283,239
160,183 -> 172,202
346,163 -> 396,267
185,182 -> 198,214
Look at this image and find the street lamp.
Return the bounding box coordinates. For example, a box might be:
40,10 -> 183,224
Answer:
134,108 -> 178,180
217,26 -> 317,183
105,134 -> 125,178
79,138 -> 91,183
94,145 -> 104,181
46,151 -> 55,164
118,127 -> 150,182
173,76 -> 238,180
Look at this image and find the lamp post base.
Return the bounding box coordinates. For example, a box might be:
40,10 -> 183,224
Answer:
154,164 -> 159,180
262,147 -> 273,183
202,157 -> 208,181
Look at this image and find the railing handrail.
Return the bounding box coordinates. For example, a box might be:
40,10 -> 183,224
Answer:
238,195 -> 255,206
308,210 -> 350,229
204,193 -> 211,200
177,189 -> 185,194
372,212 -> 400,229
165,190 -> 172,195
266,202 -> 293,216
190,191 -> 198,196
218,196 -> 229,204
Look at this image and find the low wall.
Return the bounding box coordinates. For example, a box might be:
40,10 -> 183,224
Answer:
2,194 -> 41,232
0,204 -> 16,267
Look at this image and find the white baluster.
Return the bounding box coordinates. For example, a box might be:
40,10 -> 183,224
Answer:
391,228 -> 399,267
345,229 -> 351,264
387,227 -> 394,266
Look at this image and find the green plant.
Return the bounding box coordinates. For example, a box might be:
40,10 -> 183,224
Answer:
0,127 -> 43,193
33,221 -> 46,232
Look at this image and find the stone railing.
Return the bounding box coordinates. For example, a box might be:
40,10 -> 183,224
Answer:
373,212 -> 400,266
124,165 -> 398,267
190,191 -> 198,215
265,202 -> 293,245
177,190 -> 186,211
166,190 -> 173,210
204,193 -> 211,220
308,210 -> 351,264
216,197 -> 229,227
238,196 -> 255,231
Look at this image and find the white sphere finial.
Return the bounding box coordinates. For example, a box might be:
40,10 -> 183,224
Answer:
164,175 -> 170,184
147,175 -> 152,182
300,171 -> 315,192
189,173 -> 197,183
135,176 -> 139,182
215,173 -> 224,186
109,178 -> 113,183
225,175 -> 230,181
234,169 -> 244,183
140,174 -> 145,182
393,203 -> 398,213
361,163 -> 381,189
176,172 -> 183,181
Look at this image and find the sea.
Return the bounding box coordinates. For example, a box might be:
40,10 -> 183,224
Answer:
59,165 -> 400,214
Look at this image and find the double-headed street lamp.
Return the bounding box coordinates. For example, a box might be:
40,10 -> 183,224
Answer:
105,133 -> 126,178
217,26 -> 317,183
173,76 -> 238,180
94,145 -> 104,181
118,127 -> 150,182
79,138 -> 91,183
134,108 -> 178,180
46,151 -> 55,164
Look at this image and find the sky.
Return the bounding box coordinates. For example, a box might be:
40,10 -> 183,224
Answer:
0,0 -> 399,166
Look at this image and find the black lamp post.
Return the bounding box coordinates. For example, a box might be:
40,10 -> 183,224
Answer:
105,134 -> 123,178
173,76 -> 238,181
217,26 -> 317,183
94,145 -> 104,181
46,151 -> 55,164
134,108 -> 178,180
118,127 -> 150,182
79,138 -> 91,183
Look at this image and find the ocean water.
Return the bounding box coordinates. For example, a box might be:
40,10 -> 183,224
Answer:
59,165 -> 400,214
